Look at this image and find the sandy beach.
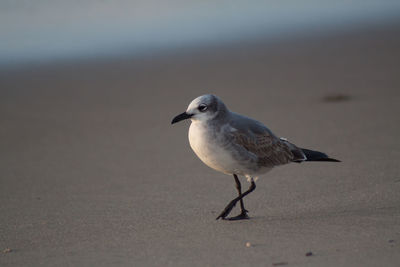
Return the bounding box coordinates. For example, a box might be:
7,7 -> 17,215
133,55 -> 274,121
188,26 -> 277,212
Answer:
1,23 -> 400,266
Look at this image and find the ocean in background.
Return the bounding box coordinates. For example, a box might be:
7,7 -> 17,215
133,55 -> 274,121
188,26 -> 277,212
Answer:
1,0 -> 400,67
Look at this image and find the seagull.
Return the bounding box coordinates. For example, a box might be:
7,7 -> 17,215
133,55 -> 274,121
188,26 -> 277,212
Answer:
171,94 -> 340,220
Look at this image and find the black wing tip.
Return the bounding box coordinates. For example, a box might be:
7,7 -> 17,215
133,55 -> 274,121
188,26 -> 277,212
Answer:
300,148 -> 340,162
313,158 -> 341,162
292,157 -> 341,163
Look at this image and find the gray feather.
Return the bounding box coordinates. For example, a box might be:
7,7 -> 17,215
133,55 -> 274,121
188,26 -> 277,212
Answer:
226,112 -> 295,168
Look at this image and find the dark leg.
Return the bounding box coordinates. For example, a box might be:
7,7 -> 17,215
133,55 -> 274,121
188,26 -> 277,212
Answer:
216,178 -> 256,220
232,174 -> 249,220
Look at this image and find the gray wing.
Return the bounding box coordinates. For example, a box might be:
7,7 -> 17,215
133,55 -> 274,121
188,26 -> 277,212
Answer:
228,113 -> 305,167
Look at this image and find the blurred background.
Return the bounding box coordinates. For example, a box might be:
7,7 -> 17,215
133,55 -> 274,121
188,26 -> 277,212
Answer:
1,1 -> 400,266
1,0 -> 400,66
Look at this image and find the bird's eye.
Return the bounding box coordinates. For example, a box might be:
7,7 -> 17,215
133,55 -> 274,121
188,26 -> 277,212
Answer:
198,104 -> 208,112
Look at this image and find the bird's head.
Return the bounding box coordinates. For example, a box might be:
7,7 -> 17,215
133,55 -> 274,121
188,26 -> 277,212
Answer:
171,94 -> 227,124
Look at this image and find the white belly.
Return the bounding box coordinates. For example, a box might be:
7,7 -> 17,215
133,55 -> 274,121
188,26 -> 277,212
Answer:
188,122 -> 237,175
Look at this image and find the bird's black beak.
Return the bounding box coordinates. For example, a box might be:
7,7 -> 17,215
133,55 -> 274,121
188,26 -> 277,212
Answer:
171,112 -> 192,124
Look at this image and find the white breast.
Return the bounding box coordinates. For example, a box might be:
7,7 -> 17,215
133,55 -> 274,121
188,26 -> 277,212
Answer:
188,121 -> 238,175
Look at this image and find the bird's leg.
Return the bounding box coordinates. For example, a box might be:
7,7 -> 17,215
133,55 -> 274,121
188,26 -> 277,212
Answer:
232,174 -> 249,220
216,178 -> 256,220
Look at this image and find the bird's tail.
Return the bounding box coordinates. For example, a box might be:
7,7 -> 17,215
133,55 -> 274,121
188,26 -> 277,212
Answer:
301,148 -> 340,162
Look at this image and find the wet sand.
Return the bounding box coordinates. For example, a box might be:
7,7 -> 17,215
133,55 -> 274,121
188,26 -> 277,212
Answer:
1,23 -> 400,266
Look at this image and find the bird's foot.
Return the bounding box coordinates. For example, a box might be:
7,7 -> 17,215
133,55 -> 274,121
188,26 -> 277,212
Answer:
226,210 -> 249,221
216,199 -> 238,220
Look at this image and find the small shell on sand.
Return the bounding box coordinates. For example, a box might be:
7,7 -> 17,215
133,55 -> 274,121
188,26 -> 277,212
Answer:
3,248 -> 12,253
